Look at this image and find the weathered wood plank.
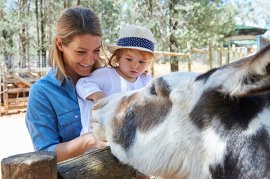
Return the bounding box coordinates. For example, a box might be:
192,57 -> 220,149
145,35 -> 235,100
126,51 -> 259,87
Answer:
156,51 -> 189,57
1,151 -> 57,179
57,147 -> 133,179
7,97 -> 28,103
7,88 -> 30,93
12,74 -> 32,87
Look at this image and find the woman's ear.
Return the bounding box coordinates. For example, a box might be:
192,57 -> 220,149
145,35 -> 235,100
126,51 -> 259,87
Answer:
56,38 -> 63,52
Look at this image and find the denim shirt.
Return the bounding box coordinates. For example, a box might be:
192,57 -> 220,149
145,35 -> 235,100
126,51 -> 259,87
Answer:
25,69 -> 82,152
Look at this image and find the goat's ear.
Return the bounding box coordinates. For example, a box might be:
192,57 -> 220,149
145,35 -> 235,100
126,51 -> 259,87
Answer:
220,45 -> 270,97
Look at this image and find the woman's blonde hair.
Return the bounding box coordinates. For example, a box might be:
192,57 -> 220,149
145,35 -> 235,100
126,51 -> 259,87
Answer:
108,48 -> 154,68
49,7 -> 104,80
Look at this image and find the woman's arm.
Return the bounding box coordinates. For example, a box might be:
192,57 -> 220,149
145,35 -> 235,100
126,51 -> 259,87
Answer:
55,132 -> 108,162
26,79 -> 107,162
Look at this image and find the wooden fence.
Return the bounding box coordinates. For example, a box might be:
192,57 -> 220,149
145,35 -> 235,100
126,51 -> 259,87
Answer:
1,147 -> 137,179
155,42 -> 256,76
154,42 -> 212,75
0,65 -> 50,115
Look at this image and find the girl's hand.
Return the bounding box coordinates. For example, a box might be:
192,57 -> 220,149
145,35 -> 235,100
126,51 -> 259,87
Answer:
87,91 -> 107,103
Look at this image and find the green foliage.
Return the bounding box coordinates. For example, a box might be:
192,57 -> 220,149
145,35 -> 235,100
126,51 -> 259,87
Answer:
127,0 -> 236,51
0,0 -> 242,68
183,1 -> 236,48
89,0 -> 122,45
0,8 -> 18,55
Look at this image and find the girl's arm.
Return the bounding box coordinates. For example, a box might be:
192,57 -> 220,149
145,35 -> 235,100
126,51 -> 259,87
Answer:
76,69 -> 105,101
86,91 -> 107,102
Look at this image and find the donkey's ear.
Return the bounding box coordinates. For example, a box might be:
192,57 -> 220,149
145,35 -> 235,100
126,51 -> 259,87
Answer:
218,45 -> 270,97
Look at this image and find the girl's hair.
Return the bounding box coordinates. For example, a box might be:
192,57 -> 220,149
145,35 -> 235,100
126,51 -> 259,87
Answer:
108,48 -> 154,68
49,7 -> 104,80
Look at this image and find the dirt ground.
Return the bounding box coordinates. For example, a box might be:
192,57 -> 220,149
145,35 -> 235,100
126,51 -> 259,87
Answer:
0,112 -> 34,167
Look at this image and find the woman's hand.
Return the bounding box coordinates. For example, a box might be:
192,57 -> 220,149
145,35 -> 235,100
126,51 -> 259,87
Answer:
82,132 -> 109,150
55,132 -> 109,162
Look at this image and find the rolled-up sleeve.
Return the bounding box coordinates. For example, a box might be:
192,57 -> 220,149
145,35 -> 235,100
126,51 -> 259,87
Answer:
76,73 -> 103,100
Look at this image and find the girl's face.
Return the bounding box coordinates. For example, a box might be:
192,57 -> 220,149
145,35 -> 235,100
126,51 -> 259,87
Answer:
116,49 -> 151,82
56,34 -> 102,82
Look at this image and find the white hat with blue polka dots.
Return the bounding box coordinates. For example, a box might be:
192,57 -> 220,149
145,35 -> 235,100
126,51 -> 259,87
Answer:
108,24 -> 161,59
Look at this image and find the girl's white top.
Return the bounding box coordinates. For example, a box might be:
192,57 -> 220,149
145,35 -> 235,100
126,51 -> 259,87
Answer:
76,67 -> 152,135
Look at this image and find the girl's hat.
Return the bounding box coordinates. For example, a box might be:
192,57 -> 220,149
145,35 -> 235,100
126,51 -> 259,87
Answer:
108,24 -> 161,59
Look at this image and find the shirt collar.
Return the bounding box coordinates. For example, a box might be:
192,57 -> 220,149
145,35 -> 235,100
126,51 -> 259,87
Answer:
48,68 -> 74,86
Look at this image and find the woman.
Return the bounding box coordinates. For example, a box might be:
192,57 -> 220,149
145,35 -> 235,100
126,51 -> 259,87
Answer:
25,7 -> 108,162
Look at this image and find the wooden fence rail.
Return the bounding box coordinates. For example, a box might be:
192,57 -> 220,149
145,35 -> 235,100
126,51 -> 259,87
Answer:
1,147 -> 135,179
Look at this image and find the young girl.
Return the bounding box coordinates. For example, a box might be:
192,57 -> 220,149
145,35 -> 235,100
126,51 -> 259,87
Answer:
76,24 -> 161,135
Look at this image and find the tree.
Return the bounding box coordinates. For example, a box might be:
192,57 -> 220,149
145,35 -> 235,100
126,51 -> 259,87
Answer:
36,0 -> 64,67
90,0 -> 123,46
0,0 -> 237,71
39,0 -> 46,67
18,0 -> 29,68
168,0 -> 179,71
0,2 -> 17,68
129,0 -> 236,71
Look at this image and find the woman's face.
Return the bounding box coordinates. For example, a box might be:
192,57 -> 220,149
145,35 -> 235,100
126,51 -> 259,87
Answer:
57,34 -> 102,80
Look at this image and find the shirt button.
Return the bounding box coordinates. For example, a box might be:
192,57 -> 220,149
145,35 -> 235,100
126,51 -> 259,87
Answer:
75,115 -> 78,118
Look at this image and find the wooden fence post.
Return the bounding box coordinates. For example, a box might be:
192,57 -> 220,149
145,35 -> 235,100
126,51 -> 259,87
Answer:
208,40 -> 213,69
1,147 -> 138,179
219,47 -> 223,66
3,68 -> 8,114
187,42 -> 192,71
0,63 -> 2,114
227,47 -> 231,64
1,151 -> 57,179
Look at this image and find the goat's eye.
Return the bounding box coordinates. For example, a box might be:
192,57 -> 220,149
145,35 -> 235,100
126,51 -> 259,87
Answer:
150,83 -> 157,95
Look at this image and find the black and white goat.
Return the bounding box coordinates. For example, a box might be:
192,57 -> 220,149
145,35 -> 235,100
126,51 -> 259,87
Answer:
91,45 -> 270,179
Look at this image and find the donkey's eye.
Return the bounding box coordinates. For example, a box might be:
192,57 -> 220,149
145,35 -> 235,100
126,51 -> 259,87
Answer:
150,83 -> 157,95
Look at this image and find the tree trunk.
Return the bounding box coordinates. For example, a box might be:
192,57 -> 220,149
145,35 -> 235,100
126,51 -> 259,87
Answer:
147,0 -> 156,76
26,0 -> 31,68
40,0 -> 46,67
64,0 -> 72,8
35,0 -> 41,67
18,0 -> 28,68
0,6 -> 10,67
169,0 -> 179,72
